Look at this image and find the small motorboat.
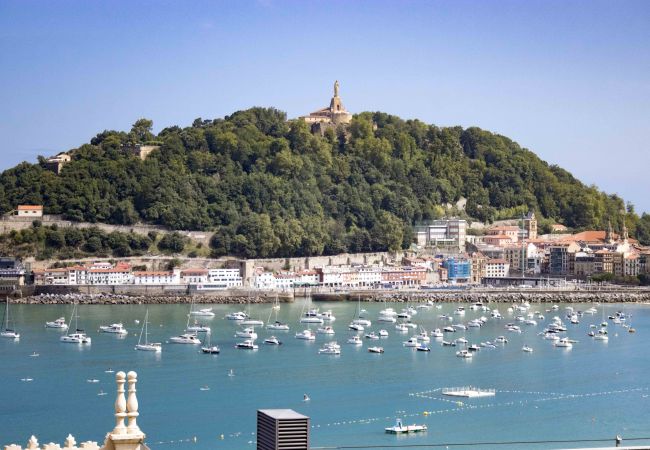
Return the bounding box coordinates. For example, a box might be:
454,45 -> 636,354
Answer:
522,345 -> 533,353
186,322 -> 211,333
319,310 -> 336,322
45,317 -> 68,330
191,308 -> 216,317
368,346 -> 384,353
349,322 -> 365,332
455,337 -> 468,345
495,336 -> 508,344
225,311 -> 248,321
317,326 -> 335,335
318,345 -> 340,355
443,326 -> 455,333
99,323 -> 128,335
403,337 -> 419,347
431,328 -> 444,338
295,329 -> 316,340
442,340 -> 456,347
416,343 -> 431,352
467,344 -> 480,352
235,327 -> 258,340
169,333 -> 201,344
365,332 -> 379,340
378,329 -> 389,337
456,349 -> 472,358
554,337 -> 573,348
385,418 -> 427,434
235,339 -> 259,350
266,321 -> 290,331
347,335 -> 363,345
264,336 -> 281,345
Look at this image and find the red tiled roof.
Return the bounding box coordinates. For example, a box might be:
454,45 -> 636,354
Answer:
134,271 -> 174,276
181,269 -> 208,275
17,205 -> 43,210
487,259 -> 508,264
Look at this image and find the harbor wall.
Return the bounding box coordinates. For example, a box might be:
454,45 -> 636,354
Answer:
11,287 -> 650,304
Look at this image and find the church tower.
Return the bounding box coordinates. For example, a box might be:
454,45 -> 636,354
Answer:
606,219 -> 614,244
301,81 -> 352,127
622,217 -> 629,242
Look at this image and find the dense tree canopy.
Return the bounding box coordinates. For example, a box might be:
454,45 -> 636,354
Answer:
0,108 -> 642,259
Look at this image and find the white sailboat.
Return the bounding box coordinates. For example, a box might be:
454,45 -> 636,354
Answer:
272,294 -> 281,311
1,297 -> 20,339
201,331 -> 220,354
266,304 -> 290,330
135,309 -> 161,352
60,303 -> 91,344
240,299 -> 264,326
300,294 -> 324,324
170,304 -> 202,344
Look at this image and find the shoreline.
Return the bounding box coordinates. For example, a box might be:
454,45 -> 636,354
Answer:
8,290 -> 650,305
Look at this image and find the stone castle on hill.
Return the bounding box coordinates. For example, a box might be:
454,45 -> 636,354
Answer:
301,80 -> 352,133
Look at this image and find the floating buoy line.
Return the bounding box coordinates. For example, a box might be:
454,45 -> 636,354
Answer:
152,385 -> 649,446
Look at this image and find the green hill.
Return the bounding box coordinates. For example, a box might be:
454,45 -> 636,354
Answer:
1,108 -> 648,258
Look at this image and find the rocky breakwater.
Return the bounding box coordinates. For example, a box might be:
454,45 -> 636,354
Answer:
314,290 -> 650,304
12,292 -> 292,305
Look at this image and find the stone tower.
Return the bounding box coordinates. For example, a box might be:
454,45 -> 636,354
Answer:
301,81 -> 352,127
524,211 -> 537,240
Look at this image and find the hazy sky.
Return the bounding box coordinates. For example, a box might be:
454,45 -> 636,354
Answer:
1,0 -> 649,213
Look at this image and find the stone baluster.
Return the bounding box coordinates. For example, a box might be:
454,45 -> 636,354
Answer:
125,372 -> 141,434
26,436 -> 39,450
112,372 -> 127,435
63,435 -> 76,449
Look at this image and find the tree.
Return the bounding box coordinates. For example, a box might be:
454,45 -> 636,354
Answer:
371,211 -> 404,252
158,232 -> 186,253
129,118 -> 154,143
111,200 -> 139,225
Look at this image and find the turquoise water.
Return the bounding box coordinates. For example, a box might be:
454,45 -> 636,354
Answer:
1,301 -> 649,450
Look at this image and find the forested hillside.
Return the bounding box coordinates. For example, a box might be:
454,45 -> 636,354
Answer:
1,108 -> 648,258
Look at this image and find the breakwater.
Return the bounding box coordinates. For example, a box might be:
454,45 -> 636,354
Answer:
313,290 -> 650,304
8,289 -> 650,305
12,292 -> 292,305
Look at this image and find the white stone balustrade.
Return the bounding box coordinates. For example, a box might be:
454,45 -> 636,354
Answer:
3,371 -> 146,450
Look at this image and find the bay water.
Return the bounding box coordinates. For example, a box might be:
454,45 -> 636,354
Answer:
1,300 -> 649,449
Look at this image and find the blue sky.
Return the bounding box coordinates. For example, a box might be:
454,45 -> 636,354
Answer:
1,0 -> 649,213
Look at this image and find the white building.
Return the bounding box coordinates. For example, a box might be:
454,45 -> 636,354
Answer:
87,263 -> 133,285
485,259 -> 510,278
180,269 -> 209,284
414,219 -> 467,251
295,270 -> 319,286
274,272 -> 298,290
16,205 -> 43,217
208,268 -> 243,288
253,270 -> 276,289
133,271 -> 179,285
